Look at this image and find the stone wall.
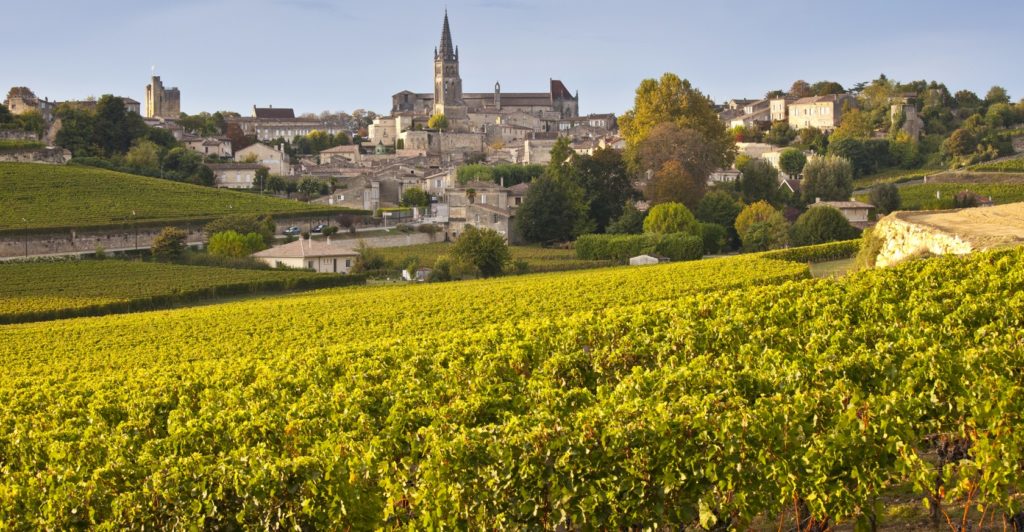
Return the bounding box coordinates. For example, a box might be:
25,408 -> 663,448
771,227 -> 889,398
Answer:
0,147 -> 72,164
872,213 -> 973,268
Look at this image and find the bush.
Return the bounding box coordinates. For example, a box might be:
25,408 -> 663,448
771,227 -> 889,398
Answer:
854,228 -> 884,270
655,233 -> 703,261
868,183 -> 901,215
208,231 -> 267,258
450,226 -> 511,278
151,227 -> 188,262
790,206 -> 860,247
735,201 -> 789,251
954,190 -> 981,208
642,202 -> 699,236
205,214 -> 275,248
698,223 -> 728,255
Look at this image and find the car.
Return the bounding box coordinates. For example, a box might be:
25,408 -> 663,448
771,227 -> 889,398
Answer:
283,226 -> 301,236
312,223 -> 328,233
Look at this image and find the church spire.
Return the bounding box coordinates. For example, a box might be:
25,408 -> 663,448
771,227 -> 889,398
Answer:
437,10 -> 456,62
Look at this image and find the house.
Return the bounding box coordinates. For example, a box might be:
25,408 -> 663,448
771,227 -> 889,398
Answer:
235,142 -> 290,175
813,199 -> 874,224
769,97 -> 796,122
708,168 -> 741,184
319,144 -> 361,165
251,238 -> 359,273
788,94 -> 855,131
184,135 -> 233,158
629,254 -> 669,266
402,267 -> 433,282
207,163 -> 263,189
778,178 -> 801,196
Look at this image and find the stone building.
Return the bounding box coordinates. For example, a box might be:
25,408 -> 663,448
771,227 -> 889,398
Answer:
4,87 -> 57,122
787,94 -> 854,131
226,106 -> 348,141
145,75 -> 180,119
235,143 -> 291,175
391,12 -> 580,126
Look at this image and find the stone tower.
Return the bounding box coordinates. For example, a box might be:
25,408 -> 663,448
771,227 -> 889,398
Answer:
145,75 -> 180,119
433,11 -> 465,122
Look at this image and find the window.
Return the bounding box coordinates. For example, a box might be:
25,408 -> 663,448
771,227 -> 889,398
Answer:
333,259 -> 337,273
308,260 -> 314,269
345,259 -> 351,268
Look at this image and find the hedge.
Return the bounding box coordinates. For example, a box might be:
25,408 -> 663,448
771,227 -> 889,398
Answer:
760,239 -> 861,264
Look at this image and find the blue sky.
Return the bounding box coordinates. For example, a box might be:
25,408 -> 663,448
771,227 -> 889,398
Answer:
3,0 -> 1022,116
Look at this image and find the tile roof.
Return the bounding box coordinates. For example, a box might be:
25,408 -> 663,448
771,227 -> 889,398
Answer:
252,238 -> 359,259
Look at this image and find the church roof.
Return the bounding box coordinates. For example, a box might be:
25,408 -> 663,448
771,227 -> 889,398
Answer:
550,80 -> 574,100
437,11 -> 456,62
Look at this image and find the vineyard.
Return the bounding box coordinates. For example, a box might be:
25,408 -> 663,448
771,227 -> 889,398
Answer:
1,248 -> 1023,528
855,182 -> 1024,210
970,158 -> 1024,173
0,162 -> 353,232
0,259 -> 363,323
374,242 -> 615,273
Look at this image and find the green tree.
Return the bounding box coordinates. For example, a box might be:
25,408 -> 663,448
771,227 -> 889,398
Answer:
765,121 -> 797,147
811,81 -> 845,96
125,139 -> 160,172
546,136 -> 576,181
637,122 -> 722,207
208,230 -> 267,257
735,201 -> 789,251
515,175 -> 588,243
428,113 -> 448,131
205,214 -> 275,247
606,201 -> 646,234
830,107 -> 874,142
13,110 -> 45,138
790,206 -> 860,246
796,127 -> 827,154
94,95 -> 146,156
54,105 -> 98,156
695,190 -> 744,249
150,227 -> 188,261
985,86 -> 1010,106
642,202 -> 698,235
778,148 -> 807,177
618,73 -> 735,171
789,80 -> 813,98
826,138 -> 874,177
802,155 -> 854,203
572,148 -> 635,232
737,158 -> 778,204
868,183 -> 901,214
298,177 -> 322,199
646,159 -> 704,208
450,226 -> 511,278
267,175 -> 286,194
252,167 -> 270,192
401,187 -> 429,208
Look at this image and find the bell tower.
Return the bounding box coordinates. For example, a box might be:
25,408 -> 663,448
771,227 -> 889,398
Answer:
433,10 -> 465,119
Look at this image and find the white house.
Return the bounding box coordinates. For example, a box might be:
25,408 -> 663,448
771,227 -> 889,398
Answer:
207,163 -> 263,189
251,238 -> 359,274
235,142 -> 291,175
813,199 -> 874,224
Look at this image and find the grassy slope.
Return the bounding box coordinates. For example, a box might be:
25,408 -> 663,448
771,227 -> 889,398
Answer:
0,162 -> 352,231
0,259 -> 358,323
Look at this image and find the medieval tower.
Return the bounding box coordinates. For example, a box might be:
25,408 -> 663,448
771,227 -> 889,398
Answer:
145,75 -> 180,119
433,11 -> 466,122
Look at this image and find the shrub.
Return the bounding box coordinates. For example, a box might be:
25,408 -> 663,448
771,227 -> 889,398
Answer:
855,228 -> 885,269
151,227 -> 188,262
868,183 -> 901,215
790,206 -> 860,247
208,231 -> 267,258
655,233 -> 704,261
450,226 -> 511,278
642,202 -> 699,236
735,201 -> 789,252
698,223 -> 728,255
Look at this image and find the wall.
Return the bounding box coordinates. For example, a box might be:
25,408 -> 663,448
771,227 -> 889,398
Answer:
871,213 -> 973,268
0,147 -> 72,164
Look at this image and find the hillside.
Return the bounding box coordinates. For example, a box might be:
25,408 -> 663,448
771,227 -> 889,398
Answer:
1,246 -> 1022,527
0,162 -> 355,232
0,259 -> 363,324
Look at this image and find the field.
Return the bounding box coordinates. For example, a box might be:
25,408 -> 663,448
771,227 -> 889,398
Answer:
2,243 -> 1024,528
374,242 -> 614,272
0,162 -> 355,232
969,158 -> 1024,173
854,181 -> 1024,210
0,259 -> 362,323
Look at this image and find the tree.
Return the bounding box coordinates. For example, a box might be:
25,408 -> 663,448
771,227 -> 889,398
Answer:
151,227 -> 188,261
618,73 -> 735,171
695,190 -> 744,249
13,110 -> 45,138
790,206 -> 859,246
811,81 -> 845,96
124,139 -> 160,172
606,201 -> 646,234
54,105 -> 98,157
737,158 -> 778,204
802,155 -> 854,203
298,178 -> 321,199
93,95 -> 146,156
252,167 -> 270,192
796,127 -> 827,154
546,136 -> 577,181
789,80 -> 813,98
778,148 -> 807,177
515,175 -> 588,243
572,148 -> 635,232
205,214 -> 275,247
401,187 -> 429,208
985,86 -> 1010,106
869,183 -> 901,214
765,121 -> 797,147
826,138 -> 873,178
735,201 -> 788,251
267,175 -> 286,194
450,226 -> 511,278
428,113 -> 448,131
642,202 -> 699,235
208,230 -> 267,257
162,147 -> 203,180
830,107 -> 874,142
637,123 -> 722,207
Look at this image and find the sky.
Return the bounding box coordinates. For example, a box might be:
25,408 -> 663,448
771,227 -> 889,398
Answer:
3,0 -> 1023,117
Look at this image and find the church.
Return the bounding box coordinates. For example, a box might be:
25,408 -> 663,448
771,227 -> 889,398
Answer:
390,11 -> 580,128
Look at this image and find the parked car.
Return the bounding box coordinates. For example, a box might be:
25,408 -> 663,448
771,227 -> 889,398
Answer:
312,223 -> 328,233
283,226 -> 301,236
